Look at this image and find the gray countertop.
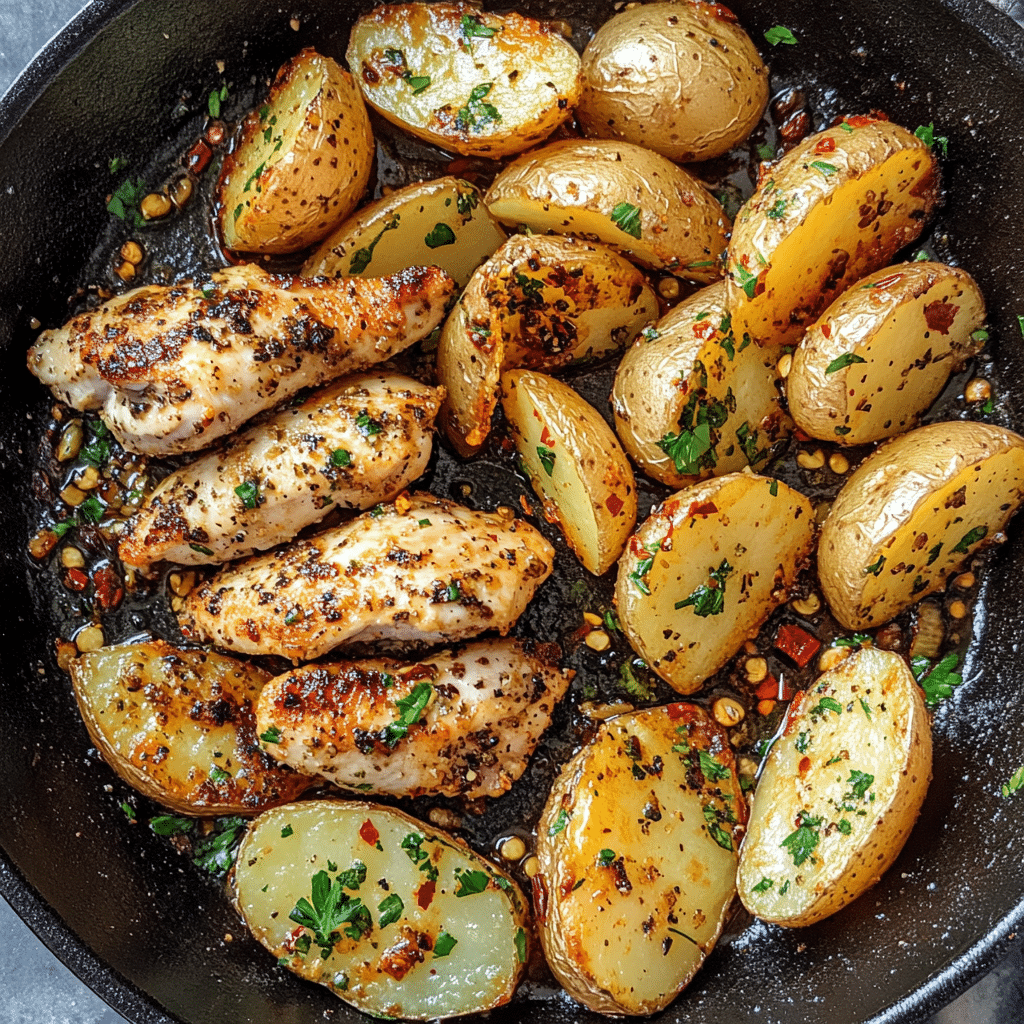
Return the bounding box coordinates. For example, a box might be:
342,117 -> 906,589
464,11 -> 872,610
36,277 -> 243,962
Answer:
1,2 -> 1022,1023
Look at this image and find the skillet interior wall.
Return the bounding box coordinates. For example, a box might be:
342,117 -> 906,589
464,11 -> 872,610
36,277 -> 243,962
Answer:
1,0 -> 1024,1023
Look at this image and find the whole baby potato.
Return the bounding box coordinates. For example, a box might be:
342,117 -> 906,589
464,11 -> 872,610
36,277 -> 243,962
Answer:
578,1 -> 769,162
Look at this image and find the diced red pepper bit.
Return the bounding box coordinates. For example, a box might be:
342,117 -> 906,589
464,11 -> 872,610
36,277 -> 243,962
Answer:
755,674 -> 795,702
540,426 -> 554,447
359,818 -> 380,848
64,568 -> 89,592
821,323 -> 832,339
92,565 -> 123,610
814,136 -> 837,154
688,500 -> 719,517
774,623 -> 822,668
605,493 -> 624,517
757,698 -> 776,717
415,880 -> 436,911
185,139 -> 213,175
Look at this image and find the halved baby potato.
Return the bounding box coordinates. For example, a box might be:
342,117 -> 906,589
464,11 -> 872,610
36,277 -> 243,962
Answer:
437,233 -> 658,454
534,703 -> 746,1015
217,49 -> 374,254
788,262 -> 986,445
484,139 -> 730,280
301,177 -> 506,287
615,472 -> 816,694
69,642 -> 312,815
578,1 -> 769,163
737,646 -> 932,926
233,800 -> 528,1019
501,369 -> 637,575
727,116 -> 940,347
612,281 -> 790,488
818,421 -> 1024,630
347,1 -> 581,158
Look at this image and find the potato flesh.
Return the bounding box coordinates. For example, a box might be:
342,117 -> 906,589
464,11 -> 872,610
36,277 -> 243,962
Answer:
347,3 -> 580,158
578,2 -> 768,162
535,705 -> 745,1015
738,647 -> 931,925
789,262 -> 986,444
69,642 -> 310,815
612,281 -> 789,487
234,800 -> 527,1020
301,177 -> 507,287
219,50 -> 373,253
501,369 -> 637,575
819,421 -> 1024,629
728,120 -> 938,347
437,233 -> 658,452
616,473 -> 815,694
484,140 -> 729,280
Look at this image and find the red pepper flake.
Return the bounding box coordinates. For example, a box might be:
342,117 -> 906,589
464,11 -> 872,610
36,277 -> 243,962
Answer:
688,500 -> 719,517
844,113 -> 883,129
814,136 -> 837,154
359,818 -> 380,848
820,323 -> 832,339
64,568 -> 89,592
792,427 -> 811,443
774,623 -> 821,668
605,493 -> 624,517
798,756 -> 812,775
666,702 -> 688,720
415,880 -> 436,910
92,565 -> 123,610
923,299 -> 959,335
692,318 -> 717,341
540,426 -> 554,447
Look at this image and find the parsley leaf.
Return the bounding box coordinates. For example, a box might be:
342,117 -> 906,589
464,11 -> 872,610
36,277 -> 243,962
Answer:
455,82 -> 501,133
675,559 -> 733,617
234,480 -> 260,510
619,660 -> 655,700
781,813 -> 822,866
424,223 -> 456,248
1002,765 -> 1024,798
699,750 -> 731,783
348,215 -> 400,274
951,525 -> 987,554
764,24 -> 798,45
548,808 -> 570,836
377,893 -> 404,928
453,868 -> 490,897
916,652 -> 963,706
537,445 -> 556,476
149,814 -> 194,837
384,681 -> 433,747
610,201 -> 642,239
825,352 -> 867,374
915,123 -> 949,157
751,877 -> 774,894
260,725 -> 282,744
290,870 -> 372,954
192,816 -> 246,876
434,931 -> 458,957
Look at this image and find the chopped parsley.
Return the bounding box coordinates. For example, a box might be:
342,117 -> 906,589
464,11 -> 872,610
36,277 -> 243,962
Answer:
619,660 -> 655,701
207,83 -> 229,118
809,695 -> 843,718
864,554 -> 886,576
377,893 -> 404,928
825,352 -> 867,374
657,375 -> 735,476
461,12 -> 497,39
209,765 -> 231,784
610,201 -> 642,239
78,495 -> 104,524
356,411 -> 383,436
453,868 -> 490,897
336,861 -> 368,890
290,870 -> 372,955
234,480 -> 260,510
699,750 -> 731,783
781,812 -> 823,866
537,445 -> 556,476
1002,764 -> 1024,798
809,160 -> 838,176
384,681 -> 433,747
260,726 -> 282,744
349,215 -> 401,273
189,542 -> 214,556
675,559 -> 733,617
751,877 -> 774,894
401,833 -> 439,882
702,804 -> 734,851
845,770 -> 875,802
548,808 -> 570,836
280,824 -> 294,838
514,927 -> 527,963
80,419 -> 113,467
331,448 -> 352,467
914,122 -> 949,157
434,932 -> 458,957
106,175 -> 149,229
597,848 -> 616,867
951,525 -> 987,554
192,816 -> 246,876
764,24 -> 798,45
913,652 -> 963,706
756,142 -> 776,161
454,82 -> 501,133
424,222 -> 456,248
149,814 -> 194,837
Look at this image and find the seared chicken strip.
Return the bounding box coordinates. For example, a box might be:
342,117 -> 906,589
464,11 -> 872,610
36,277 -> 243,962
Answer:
179,493 -> 555,662
27,263 -> 455,455
119,373 -> 444,571
256,639 -> 571,800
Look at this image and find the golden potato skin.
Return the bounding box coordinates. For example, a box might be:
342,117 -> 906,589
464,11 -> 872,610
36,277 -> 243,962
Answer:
218,49 -> 374,254
69,642 -> 312,816
579,1 -> 768,162
727,116 -> 940,347
788,261 -> 986,445
535,704 -> 746,1014
485,139 -> 730,280
501,369 -> 637,575
738,647 -> 932,927
347,2 -> 581,158
818,421 -> 1024,629
612,280 -> 789,487
615,473 -> 816,694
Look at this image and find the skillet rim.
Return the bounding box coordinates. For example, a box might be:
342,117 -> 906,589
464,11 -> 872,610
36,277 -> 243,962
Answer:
1,0 -> 1023,1021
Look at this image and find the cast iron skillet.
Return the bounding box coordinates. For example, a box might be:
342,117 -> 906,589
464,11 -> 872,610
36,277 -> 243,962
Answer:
3,1 -> 1024,1022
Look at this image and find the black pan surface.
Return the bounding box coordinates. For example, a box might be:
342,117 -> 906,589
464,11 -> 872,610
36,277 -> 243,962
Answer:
3,1 -> 1024,1023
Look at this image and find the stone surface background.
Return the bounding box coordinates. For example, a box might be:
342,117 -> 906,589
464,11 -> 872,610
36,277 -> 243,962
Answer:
0,2 -> 1021,1022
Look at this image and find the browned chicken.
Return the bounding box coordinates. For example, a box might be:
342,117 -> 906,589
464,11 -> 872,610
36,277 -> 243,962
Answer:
27,263 -> 455,455
256,639 -> 571,800
118,373 -> 444,571
178,493 -> 555,662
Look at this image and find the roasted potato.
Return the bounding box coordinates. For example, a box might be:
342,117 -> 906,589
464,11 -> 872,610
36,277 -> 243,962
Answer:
217,49 -> 374,254
727,116 -> 940,347
578,1 -> 768,162
501,369 -> 637,575
484,139 -> 730,280
437,233 -> 658,454
612,281 -> 789,488
69,642 -> 312,815
616,472 -> 815,694
233,800 -> 528,1019
301,177 -> 507,287
818,421 -> 1024,629
738,646 -> 932,926
534,703 -> 746,1015
787,261 -> 986,445
347,2 -> 581,159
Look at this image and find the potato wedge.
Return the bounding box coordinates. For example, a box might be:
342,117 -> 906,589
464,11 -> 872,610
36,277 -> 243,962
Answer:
727,116 -> 940,347
534,703 -> 746,1015
233,800 -> 528,1019
217,49 -> 374,254
578,1 -> 768,162
612,281 -> 789,488
301,177 -> 506,287
69,642 -> 311,815
788,262 -> 986,445
616,473 -> 815,693
437,233 -> 658,454
347,2 -> 580,158
818,421 -> 1024,629
501,369 -> 636,575
484,139 -> 730,280
738,646 -> 932,926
